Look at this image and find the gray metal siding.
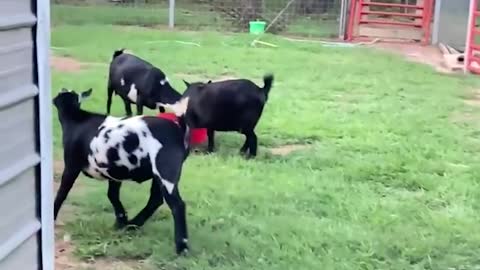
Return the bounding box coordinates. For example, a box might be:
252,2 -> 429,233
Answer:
0,169 -> 39,244
0,100 -> 38,179
0,0 -> 42,268
0,236 -> 39,270
434,0 -> 470,51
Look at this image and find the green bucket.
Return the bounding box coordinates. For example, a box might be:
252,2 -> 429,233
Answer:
249,21 -> 266,34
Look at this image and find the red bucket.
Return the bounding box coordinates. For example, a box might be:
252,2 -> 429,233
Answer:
157,113 -> 207,146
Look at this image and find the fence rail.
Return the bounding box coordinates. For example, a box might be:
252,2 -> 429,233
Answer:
52,0 -> 419,39
51,0 -> 343,38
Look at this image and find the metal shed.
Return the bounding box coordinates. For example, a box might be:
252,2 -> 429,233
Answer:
0,0 -> 53,269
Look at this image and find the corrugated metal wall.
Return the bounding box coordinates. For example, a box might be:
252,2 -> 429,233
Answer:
0,0 -> 42,269
433,0 -> 470,51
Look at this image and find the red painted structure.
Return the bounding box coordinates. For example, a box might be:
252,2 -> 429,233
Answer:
465,0 -> 480,73
347,0 -> 434,45
157,113 -> 208,146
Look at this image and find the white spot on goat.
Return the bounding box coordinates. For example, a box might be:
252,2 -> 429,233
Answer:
157,97 -> 189,117
127,83 -> 138,103
161,179 -> 175,194
160,77 -> 169,86
145,135 -> 175,194
120,78 -> 125,86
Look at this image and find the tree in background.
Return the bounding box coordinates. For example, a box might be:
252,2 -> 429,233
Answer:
209,0 -> 340,33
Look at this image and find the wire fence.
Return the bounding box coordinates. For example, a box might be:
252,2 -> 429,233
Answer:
51,0 -> 343,38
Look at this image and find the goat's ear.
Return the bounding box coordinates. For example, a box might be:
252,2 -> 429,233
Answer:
182,80 -> 190,88
60,88 -> 68,93
207,80 -> 212,84
79,88 -> 93,103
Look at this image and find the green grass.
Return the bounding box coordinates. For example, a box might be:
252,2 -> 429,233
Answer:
51,3 -> 339,38
52,24 -> 480,270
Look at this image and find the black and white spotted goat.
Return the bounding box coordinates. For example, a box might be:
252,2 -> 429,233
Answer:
53,88 -> 191,254
106,49 -> 182,116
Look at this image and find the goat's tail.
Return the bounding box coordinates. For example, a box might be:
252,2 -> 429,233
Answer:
262,74 -> 274,101
112,48 -> 125,60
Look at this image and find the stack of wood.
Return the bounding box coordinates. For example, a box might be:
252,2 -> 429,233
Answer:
439,43 -> 464,72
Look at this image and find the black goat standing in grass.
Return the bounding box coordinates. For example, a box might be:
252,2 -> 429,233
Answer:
106,49 -> 182,116
160,74 -> 274,158
53,88 -> 191,254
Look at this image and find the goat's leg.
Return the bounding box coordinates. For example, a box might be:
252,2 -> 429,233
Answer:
161,184 -> 188,255
136,98 -> 144,115
106,87 -> 114,115
127,180 -> 164,228
153,152 -> 188,254
240,133 -> 249,154
246,130 -> 258,158
123,99 -> 132,117
54,166 -> 81,220
107,180 -> 128,229
207,128 -> 215,153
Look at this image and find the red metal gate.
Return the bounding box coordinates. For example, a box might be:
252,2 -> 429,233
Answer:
346,0 -> 434,45
466,0 -> 480,73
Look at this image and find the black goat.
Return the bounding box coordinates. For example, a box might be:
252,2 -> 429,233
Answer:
107,49 -> 182,116
161,74 -> 274,158
53,88 -> 190,254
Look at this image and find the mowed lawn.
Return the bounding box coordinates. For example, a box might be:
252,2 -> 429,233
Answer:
51,25 -> 480,270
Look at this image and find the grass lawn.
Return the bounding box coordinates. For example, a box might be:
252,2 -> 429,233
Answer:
51,24 -> 480,270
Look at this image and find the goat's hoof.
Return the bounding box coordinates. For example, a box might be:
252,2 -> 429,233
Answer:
114,222 -> 127,230
176,242 -> 189,256
245,154 -> 256,160
124,224 -> 140,231
239,150 -> 254,159
179,248 -> 189,256
239,149 -> 248,156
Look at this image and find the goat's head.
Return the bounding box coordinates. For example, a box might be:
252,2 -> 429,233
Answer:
149,74 -> 182,113
53,88 -> 93,110
156,79 -> 211,115
181,79 -> 211,97
157,97 -> 189,117
182,79 -> 211,88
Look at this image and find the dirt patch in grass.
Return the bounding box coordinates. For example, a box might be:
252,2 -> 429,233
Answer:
85,258 -> 149,270
451,112 -> 477,124
55,230 -> 147,270
54,190 -> 84,270
51,56 -> 86,73
370,43 -> 453,74
54,159 -> 65,182
269,144 -> 311,156
451,89 -> 480,124
55,233 -> 78,270
463,89 -> 480,107
175,72 -> 237,82
50,54 -> 108,73
53,158 -> 147,270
